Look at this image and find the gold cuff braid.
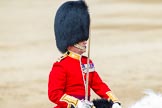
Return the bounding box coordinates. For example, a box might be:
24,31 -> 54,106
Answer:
106,91 -> 119,103
60,94 -> 79,107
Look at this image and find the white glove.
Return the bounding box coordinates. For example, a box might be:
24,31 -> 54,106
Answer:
76,100 -> 94,108
112,103 -> 122,108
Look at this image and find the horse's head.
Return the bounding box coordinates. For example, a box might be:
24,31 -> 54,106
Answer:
92,98 -> 113,108
70,98 -> 113,108
130,90 -> 162,108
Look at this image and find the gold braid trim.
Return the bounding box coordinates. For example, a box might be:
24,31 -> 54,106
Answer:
60,94 -> 78,107
106,91 -> 119,102
57,52 -> 68,62
68,51 -> 81,60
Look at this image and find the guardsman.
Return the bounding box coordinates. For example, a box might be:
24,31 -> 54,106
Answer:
48,0 -> 122,108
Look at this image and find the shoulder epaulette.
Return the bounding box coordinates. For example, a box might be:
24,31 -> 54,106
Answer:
57,53 -> 68,62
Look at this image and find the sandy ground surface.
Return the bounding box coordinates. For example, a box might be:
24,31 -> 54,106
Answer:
0,0 -> 162,108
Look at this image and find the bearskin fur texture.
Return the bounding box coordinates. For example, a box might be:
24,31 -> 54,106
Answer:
54,0 -> 90,53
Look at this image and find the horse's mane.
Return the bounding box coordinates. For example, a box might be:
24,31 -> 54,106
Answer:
129,90 -> 162,108
92,98 -> 113,108
70,98 -> 113,108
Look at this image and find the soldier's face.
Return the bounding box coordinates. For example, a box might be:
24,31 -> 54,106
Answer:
76,40 -> 87,54
68,41 -> 87,55
78,41 -> 87,49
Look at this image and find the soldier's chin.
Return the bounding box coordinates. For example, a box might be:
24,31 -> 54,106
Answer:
82,48 -> 86,52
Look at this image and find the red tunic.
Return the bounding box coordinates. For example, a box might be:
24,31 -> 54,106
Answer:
48,51 -> 115,108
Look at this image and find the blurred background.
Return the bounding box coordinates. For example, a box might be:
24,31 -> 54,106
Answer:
0,0 -> 162,108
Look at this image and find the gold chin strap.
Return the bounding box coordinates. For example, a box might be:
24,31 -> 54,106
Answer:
74,44 -> 86,50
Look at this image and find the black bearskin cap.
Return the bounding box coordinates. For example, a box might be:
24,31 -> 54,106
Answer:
54,0 -> 90,53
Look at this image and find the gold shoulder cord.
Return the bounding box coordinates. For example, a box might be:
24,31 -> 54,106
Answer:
57,52 -> 68,62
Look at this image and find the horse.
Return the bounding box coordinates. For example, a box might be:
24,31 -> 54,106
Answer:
70,98 -> 113,108
129,90 -> 162,108
71,90 -> 162,108
92,90 -> 162,108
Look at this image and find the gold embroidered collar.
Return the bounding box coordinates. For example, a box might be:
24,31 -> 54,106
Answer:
68,51 -> 81,60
